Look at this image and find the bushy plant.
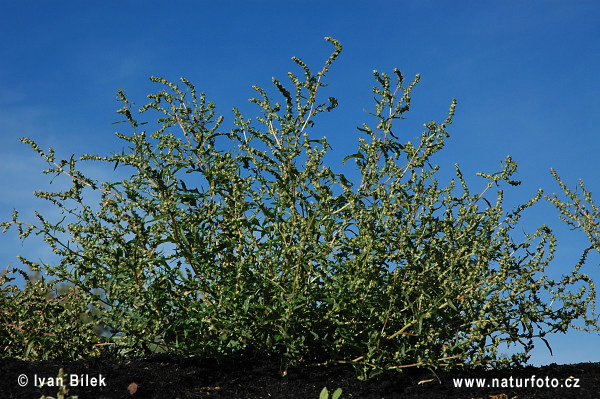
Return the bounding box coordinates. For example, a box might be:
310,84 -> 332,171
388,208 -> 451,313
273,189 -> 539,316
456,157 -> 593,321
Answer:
1,37 -> 598,379
1,268 -> 102,360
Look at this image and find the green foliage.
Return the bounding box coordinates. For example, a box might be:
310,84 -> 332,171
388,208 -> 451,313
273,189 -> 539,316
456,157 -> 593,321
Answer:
1,268 -> 102,360
1,37 -> 598,379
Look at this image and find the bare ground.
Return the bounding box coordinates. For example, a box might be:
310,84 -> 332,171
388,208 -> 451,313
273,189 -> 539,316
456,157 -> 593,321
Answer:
1,352 -> 598,398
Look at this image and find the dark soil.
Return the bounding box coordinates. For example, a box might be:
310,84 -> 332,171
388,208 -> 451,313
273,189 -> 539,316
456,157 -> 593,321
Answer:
1,352 -> 598,399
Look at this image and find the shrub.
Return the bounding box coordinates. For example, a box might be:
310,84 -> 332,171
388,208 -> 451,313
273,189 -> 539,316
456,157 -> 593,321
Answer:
1,37 -> 598,379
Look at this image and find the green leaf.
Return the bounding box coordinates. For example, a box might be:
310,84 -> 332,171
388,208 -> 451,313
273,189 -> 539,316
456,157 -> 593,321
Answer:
342,152 -> 364,166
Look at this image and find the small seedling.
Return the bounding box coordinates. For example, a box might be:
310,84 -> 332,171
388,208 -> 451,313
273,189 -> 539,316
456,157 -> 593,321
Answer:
319,387 -> 342,399
39,368 -> 78,399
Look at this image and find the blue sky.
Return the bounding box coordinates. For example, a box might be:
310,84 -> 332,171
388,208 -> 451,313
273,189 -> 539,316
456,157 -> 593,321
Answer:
1,2 -> 599,366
